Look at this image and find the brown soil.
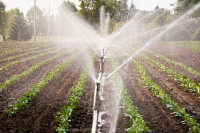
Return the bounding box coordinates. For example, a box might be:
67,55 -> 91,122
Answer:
0,43 -> 56,62
0,41 -> 199,133
144,52 -> 200,83
0,48 -> 72,83
69,78 -> 94,133
147,43 -> 200,72
0,57 -> 83,133
0,51 -> 74,111
68,54 -> 101,133
123,61 -> 189,133
140,57 -> 200,122
115,48 -> 188,132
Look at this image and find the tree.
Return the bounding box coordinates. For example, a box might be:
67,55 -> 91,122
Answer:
175,0 -> 200,17
91,0 -> 101,23
63,0 -> 78,12
115,0 -> 129,22
26,6 -> 47,35
0,1 -> 7,41
128,1 -> 136,19
5,9 -> 16,40
9,9 -> 31,41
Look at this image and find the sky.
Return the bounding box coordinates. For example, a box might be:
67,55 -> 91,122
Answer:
2,0 -> 176,15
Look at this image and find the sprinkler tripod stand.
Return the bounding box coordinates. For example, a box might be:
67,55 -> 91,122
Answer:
91,48 -> 105,133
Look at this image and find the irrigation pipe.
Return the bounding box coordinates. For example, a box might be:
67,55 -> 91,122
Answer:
91,49 -> 105,133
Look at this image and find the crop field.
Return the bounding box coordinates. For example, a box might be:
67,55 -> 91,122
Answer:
0,41 -> 199,133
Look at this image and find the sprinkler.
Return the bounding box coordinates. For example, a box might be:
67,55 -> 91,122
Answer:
96,80 -> 101,90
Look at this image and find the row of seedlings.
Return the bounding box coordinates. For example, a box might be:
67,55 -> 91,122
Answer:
0,42 -> 34,51
147,50 -> 200,78
0,49 -> 74,92
0,42 -> 42,54
54,54 -> 96,132
122,48 -> 200,132
0,47 -> 63,71
0,46 -> 56,63
143,55 -> 200,99
6,55 -> 76,115
110,52 -> 151,133
127,45 -> 200,99
131,44 -> 200,78
0,43 -> 51,56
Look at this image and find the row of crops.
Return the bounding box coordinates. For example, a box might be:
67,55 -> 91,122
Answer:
0,42 -> 96,132
0,42 -> 200,132
115,45 -> 200,132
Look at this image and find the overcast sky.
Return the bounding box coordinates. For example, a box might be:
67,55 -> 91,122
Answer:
2,0 -> 176,15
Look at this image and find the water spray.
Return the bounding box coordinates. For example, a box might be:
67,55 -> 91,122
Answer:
106,2 -> 200,80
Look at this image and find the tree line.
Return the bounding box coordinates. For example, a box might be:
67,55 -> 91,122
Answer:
0,0 -> 199,41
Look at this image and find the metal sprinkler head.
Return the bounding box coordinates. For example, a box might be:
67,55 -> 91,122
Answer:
96,80 -> 101,90
96,80 -> 101,86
